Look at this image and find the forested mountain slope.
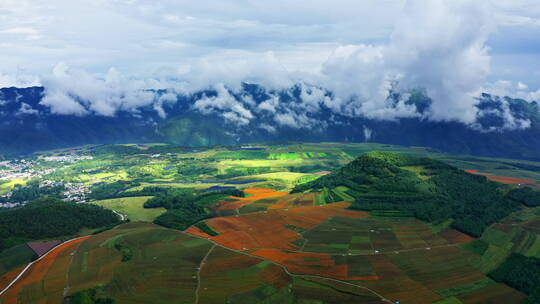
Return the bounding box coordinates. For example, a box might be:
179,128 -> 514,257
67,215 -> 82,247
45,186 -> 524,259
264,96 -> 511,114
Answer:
1,85 -> 539,160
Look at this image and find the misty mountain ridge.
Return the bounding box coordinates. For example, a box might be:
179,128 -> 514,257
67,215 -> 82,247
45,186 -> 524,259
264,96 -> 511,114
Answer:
1,83 -> 539,160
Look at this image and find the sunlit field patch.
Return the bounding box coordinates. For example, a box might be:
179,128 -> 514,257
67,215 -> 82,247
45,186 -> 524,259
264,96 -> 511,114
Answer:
0,179 -> 27,195
93,196 -> 166,222
245,172 -> 312,184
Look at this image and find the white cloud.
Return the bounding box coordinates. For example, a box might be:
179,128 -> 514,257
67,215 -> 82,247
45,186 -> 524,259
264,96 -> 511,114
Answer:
475,96 -> 532,131
389,0 -> 492,123
363,126 -> 373,141
485,80 -> 540,102
273,109 -> 324,130
0,27 -> 40,35
528,90 -> 540,101
320,0 -> 494,124
193,83 -> 254,126
16,102 -> 39,116
40,63 -> 160,116
176,51 -> 295,92
0,72 -> 40,88
490,0 -> 540,26
257,96 -> 279,113
258,123 -> 276,133
517,81 -> 529,90
0,0 -> 404,77
0,0 -> 537,132
41,90 -> 88,116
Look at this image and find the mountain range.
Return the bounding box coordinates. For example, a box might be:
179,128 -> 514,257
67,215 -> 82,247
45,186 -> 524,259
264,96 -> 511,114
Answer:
1,84 -> 539,160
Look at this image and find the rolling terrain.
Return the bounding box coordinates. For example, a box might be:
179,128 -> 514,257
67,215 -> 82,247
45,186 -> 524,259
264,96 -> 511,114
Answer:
1,143 -> 540,303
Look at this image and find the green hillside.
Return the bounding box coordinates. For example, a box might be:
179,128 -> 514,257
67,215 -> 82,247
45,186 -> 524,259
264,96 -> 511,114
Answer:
157,114 -> 236,146
292,151 -> 519,237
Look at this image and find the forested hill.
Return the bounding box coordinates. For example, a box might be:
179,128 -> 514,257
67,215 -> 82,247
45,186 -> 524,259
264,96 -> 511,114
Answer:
1,85 -> 540,160
0,198 -> 121,252
292,151 -> 524,237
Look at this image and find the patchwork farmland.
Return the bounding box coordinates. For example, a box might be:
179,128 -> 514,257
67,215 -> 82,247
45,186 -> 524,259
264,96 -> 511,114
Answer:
4,193 -> 522,303
185,189 -> 526,303
2,142 -> 540,303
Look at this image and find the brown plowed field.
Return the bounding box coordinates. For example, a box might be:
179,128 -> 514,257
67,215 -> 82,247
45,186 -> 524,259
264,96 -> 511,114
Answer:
0,266 -> 26,291
214,187 -> 288,211
465,170 -> 535,184
189,202 -> 368,250
251,248 -> 379,281
267,193 -> 317,210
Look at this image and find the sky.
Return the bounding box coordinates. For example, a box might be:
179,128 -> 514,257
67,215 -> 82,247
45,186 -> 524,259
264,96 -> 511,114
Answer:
1,0 -> 540,128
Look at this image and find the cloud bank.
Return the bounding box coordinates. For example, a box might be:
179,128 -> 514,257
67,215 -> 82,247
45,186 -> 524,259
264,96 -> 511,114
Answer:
40,63 -> 164,117
319,0 -> 493,124
1,0 -> 539,132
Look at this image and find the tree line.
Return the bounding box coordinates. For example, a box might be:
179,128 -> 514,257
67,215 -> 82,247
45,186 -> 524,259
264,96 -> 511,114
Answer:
0,198 -> 120,252
0,180 -> 65,204
145,187 -> 244,230
489,253 -> 540,304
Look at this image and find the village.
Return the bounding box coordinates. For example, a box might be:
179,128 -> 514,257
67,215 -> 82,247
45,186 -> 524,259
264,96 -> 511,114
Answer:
0,159 -> 45,181
0,154 -> 93,208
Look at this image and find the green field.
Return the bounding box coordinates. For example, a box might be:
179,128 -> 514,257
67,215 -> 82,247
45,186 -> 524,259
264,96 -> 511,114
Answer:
302,216 -> 455,255
0,244 -> 36,277
92,196 -> 166,222
0,179 -> 27,195
249,171 -> 317,185
460,206 -> 540,274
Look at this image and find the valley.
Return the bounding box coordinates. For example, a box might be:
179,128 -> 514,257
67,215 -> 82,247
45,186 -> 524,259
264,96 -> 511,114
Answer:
1,142 -> 540,303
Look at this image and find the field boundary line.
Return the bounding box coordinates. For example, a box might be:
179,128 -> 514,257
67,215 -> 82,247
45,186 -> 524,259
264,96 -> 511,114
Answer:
63,238 -> 86,296
182,230 -> 393,303
298,215 -> 328,251
242,242 -> 461,257
0,236 -> 89,297
195,244 -> 215,304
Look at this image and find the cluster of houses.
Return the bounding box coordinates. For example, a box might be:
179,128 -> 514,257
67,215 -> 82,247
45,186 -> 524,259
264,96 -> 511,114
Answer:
0,201 -> 21,208
0,154 -> 95,208
39,180 -> 90,203
39,179 -> 90,202
0,180 -> 90,209
62,182 -> 90,202
0,160 -> 56,208
0,159 -> 41,180
41,155 -> 93,162
1,159 -> 57,181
